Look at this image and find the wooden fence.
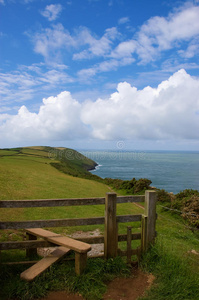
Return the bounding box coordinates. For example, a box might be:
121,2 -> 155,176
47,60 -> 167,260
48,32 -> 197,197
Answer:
0,190 -> 157,263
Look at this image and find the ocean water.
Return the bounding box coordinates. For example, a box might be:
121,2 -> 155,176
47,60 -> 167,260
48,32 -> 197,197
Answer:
81,150 -> 199,194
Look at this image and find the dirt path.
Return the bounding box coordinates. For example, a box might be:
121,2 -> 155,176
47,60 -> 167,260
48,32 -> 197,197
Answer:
39,268 -> 155,300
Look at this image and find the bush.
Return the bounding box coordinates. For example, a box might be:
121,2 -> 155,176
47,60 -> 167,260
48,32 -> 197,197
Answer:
182,195 -> 199,228
156,189 -> 172,203
133,178 -> 152,194
104,177 -> 152,194
172,189 -> 199,210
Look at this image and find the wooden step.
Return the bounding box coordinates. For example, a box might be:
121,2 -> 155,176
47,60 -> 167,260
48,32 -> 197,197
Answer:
20,246 -> 70,281
47,236 -> 91,253
26,228 -> 61,238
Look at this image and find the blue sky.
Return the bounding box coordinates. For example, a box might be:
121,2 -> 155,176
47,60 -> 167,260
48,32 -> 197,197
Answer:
1,0 -> 199,150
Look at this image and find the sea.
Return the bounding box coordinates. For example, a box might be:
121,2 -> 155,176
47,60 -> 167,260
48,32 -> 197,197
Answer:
80,150 -> 199,194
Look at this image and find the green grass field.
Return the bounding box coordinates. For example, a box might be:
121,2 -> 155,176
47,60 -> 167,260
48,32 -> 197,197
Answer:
0,147 -> 199,300
0,147 -> 110,200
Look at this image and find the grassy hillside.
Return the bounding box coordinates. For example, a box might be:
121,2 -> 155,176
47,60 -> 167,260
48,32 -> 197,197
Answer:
0,146 -> 110,200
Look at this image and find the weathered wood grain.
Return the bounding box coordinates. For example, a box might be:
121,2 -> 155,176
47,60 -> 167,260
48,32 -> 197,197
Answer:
0,195 -> 144,208
20,246 -> 71,281
104,193 -> 118,259
0,217 -> 105,229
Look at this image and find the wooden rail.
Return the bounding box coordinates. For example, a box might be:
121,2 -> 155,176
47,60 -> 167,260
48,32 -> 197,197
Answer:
0,191 -> 157,262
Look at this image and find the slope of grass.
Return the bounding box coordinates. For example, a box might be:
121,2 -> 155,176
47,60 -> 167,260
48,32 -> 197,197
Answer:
140,205 -> 199,300
0,147 -> 110,200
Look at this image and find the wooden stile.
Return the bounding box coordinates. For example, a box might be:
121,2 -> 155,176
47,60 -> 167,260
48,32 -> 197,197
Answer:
21,247 -> 71,281
0,191 -> 157,279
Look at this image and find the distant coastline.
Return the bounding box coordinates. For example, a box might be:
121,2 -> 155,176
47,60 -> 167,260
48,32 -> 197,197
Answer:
82,150 -> 199,194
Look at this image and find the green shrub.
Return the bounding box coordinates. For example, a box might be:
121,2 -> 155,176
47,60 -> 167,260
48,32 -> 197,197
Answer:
156,189 -> 172,203
171,189 -> 199,209
182,195 -> 199,228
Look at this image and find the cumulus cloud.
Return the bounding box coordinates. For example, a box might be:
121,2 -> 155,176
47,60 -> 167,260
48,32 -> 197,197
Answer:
0,91 -> 88,143
82,69 -> 199,140
40,4 -> 63,21
0,70 -> 199,145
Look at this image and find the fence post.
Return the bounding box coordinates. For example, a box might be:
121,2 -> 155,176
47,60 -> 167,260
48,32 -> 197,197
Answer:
127,226 -> 132,264
144,190 -> 157,250
104,192 -> 118,259
26,232 -> 37,258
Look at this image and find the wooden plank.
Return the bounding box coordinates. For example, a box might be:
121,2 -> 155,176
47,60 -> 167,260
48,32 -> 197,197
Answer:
0,240 -> 52,250
104,193 -> 118,259
69,232 -> 141,244
0,195 -> 144,208
0,214 -> 141,230
117,248 -> 139,257
2,261 -> 39,265
117,195 -> 145,203
47,236 -> 91,253
0,233 -> 142,250
20,247 -> 70,281
117,214 -> 141,223
0,217 -> 105,229
25,228 -> 61,238
0,198 -> 105,208
118,233 -> 141,242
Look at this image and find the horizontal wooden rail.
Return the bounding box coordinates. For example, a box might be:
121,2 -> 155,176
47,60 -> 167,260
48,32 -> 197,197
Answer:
0,233 -> 142,250
0,195 -> 144,208
0,214 -> 141,230
117,214 -> 141,223
118,247 -> 140,257
0,240 -> 52,250
0,217 -> 105,230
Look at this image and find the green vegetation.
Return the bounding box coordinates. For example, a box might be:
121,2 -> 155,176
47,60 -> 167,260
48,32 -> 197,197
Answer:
104,177 -> 152,195
140,205 -> 199,300
0,146 -> 199,300
0,257 -> 131,300
0,146 -> 110,200
156,188 -> 199,228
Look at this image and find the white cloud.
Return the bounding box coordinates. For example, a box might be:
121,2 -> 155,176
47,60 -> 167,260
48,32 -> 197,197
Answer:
29,24 -> 76,63
1,70 -> 199,145
75,4 -> 199,79
0,91 -> 88,143
111,4 -> 199,64
30,25 -> 119,64
73,27 -> 119,60
81,69 -> 199,140
77,56 -> 135,82
40,4 -> 63,21
0,66 -> 74,105
118,17 -> 129,24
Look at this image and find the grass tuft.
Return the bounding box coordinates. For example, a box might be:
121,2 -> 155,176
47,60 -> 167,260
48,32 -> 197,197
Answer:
140,239 -> 199,300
